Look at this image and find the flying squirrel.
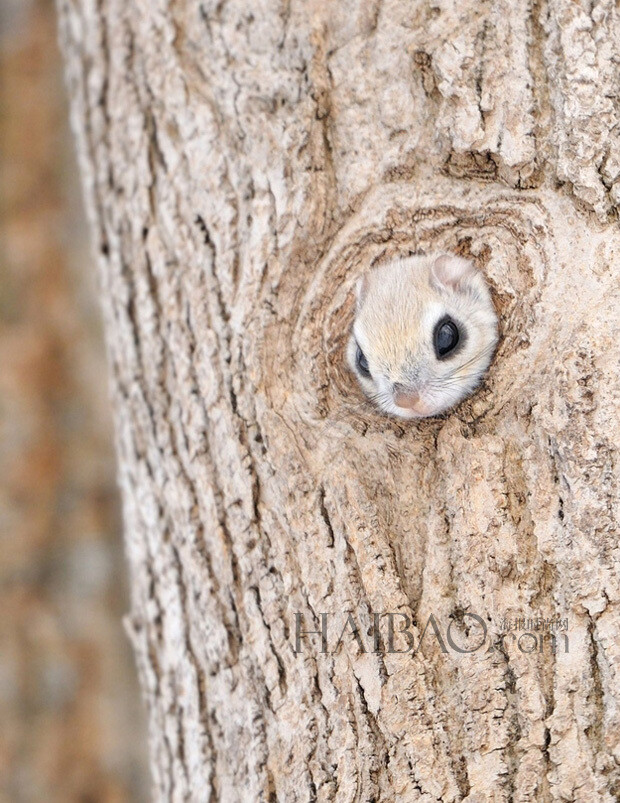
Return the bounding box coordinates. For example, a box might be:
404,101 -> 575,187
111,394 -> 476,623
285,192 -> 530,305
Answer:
347,253 -> 498,419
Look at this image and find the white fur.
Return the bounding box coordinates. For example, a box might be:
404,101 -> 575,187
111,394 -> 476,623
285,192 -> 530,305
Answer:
347,253 -> 498,419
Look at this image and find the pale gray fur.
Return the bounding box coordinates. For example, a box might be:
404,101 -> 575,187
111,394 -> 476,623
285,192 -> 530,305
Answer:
347,253 -> 498,419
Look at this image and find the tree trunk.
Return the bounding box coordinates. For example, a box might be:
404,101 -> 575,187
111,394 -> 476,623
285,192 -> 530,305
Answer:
57,0 -> 620,800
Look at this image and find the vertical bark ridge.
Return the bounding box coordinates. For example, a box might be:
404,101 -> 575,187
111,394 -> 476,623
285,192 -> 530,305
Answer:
58,0 -> 620,799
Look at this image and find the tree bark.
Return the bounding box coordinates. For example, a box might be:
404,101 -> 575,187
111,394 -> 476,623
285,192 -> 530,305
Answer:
58,0 -> 620,800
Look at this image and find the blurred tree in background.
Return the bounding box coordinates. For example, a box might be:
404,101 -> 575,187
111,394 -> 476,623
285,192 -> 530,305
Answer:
0,1 -> 148,799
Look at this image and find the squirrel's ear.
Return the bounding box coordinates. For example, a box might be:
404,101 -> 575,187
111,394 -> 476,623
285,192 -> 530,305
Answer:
431,254 -> 476,290
355,274 -> 369,308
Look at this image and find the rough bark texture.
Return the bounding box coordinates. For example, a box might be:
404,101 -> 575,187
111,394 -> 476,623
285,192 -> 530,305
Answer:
58,0 -> 620,800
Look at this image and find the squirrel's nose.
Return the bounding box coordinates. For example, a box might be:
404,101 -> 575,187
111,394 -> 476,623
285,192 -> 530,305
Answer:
393,384 -> 420,410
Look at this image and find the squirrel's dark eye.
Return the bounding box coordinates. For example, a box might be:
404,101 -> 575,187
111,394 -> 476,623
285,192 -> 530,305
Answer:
356,344 -> 371,378
434,317 -> 460,358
